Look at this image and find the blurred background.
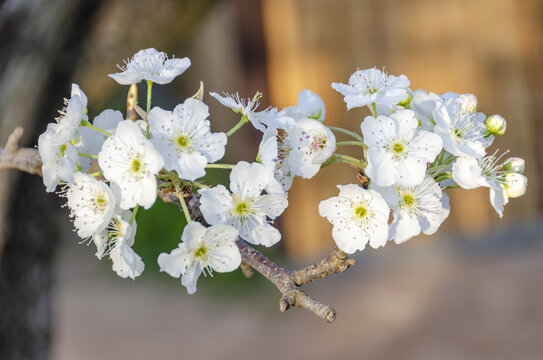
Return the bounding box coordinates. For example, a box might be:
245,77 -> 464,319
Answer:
0,0 -> 542,359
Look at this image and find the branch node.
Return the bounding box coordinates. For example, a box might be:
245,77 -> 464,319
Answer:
240,261 -> 254,278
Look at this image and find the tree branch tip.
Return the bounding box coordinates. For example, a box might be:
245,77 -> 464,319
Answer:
279,296 -> 293,312
325,309 -> 336,323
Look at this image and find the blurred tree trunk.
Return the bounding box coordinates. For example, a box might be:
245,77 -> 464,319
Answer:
0,1 -> 104,359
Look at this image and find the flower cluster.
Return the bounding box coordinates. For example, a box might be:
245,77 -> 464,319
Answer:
37,50 -> 527,294
320,68 -> 527,253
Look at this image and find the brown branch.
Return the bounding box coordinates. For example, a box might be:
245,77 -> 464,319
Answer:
0,130 -> 356,323
179,192 -> 354,323
290,247 -> 355,286
0,127 -> 42,176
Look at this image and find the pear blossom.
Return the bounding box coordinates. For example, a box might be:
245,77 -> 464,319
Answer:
98,120 -> 164,209
319,184 -> 390,254
38,84 -> 90,191
433,94 -> 491,158
198,162 -> 288,247
258,127 -> 295,193
148,99 -> 227,181
38,124 -> 79,191
258,118 -> 336,191
280,89 -> 326,122
66,172 -> 116,238
332,68 -> 410,110
372,176 -> 450,244
158,222 -> 241,294
91,210 -> 144,279
109,48 -> 191,85
361,109 -> 443,187
452,153 -> 528,217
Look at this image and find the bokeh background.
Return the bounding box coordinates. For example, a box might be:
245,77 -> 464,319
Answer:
0,0 -> 542,359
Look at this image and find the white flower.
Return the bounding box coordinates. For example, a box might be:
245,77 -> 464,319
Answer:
157,222 -> 241,294
361,109 -> 442,187
280,89 -> 326,122
332,68 -> 410,110
38,124 -> 79,191
66,172 -> 116,238
452,153 -> 520,217
98,120 -> 164,210
109,48 -> 191,85
319,184 -> 390,254
285,118 -> 336,179
433,94 -> 491,158
209,91 -> 268,131
37,84 -> 90,191
372,176 -> 450,244
56,83 -> 89,137
148,99 -> 227,181
93,210 -> 144,279
258,127 -> 295,193
198,161 -> 288,247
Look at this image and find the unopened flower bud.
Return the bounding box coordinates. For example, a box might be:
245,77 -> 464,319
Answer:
485,114 -> 506,135
503,157 -> 525,174
459,94 -> 477,113
397,90 -> 413,108
504,172 -> 527,198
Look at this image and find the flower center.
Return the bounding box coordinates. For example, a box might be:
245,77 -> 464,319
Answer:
354,206 -> 367,218
176,135 -> 191,148
94,192 -> 108,212
194,246 -> 207,259
235,202 -> 250,215
403,193 -> 415,206
392,142 -> 404,153
131,159 -> 142,172
454,128 -> 463,139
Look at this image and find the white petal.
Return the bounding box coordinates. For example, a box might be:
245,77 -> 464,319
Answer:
157,247 -> 191,278
181,261 -> 203,294
249,223 -> 281,247
389,210 -> 421,244
198,185 -> 234,225
229,161 -> 268,198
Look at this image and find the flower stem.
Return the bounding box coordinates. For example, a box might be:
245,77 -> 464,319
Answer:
171,172 -> 192,223
327,126 -> 364,143
129,205 -> 139,225
205,163 -> 235,169
372,103 -> 378,117
146,80 -> 153,138
336,141 -> 366,148
158,181 -> 173,189
78,152 -> 98,159
226,115 -> 248,137
81,120 -> 111,137
444,184 -> 460,190
87,171 -> 103,177
322,154 -> 365,169
434,172 -> 452,183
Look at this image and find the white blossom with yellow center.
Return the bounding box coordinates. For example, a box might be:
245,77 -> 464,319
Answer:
98,120 -> 164,210
148,98 -> 227,181
157,222 -> 241,294
198,161 -> 288,247
319,184 -> 390,254
372,176 -> 450,244
361,109 -> 443,187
